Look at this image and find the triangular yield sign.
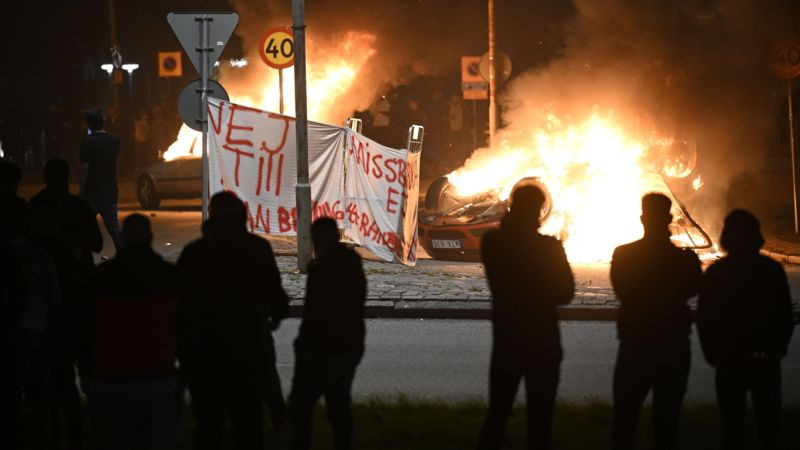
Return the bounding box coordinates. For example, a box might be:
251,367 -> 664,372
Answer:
167,12 -> 239,74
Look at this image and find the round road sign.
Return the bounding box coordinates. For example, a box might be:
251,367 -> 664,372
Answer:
480,51 -> 512,84
259,27 -> 295,69
769,37 -> 800,79
178,79 -> 230,132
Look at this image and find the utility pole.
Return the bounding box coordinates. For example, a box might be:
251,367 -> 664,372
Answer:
788,78 -> 798,234
199,15 -> 211,222
108,0 -> 120,112
488,0 -> 496,149
292,0 -> 313,272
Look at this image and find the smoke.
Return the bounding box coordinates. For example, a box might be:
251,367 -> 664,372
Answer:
491,0 -> 800,235
223,0 -> 483,124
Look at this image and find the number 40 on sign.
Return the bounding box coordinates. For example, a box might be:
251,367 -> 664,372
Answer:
260,27 -> 294,69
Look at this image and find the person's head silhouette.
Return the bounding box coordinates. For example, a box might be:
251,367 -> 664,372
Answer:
508,184 -> 546,229
208,191 -> 248,234
0,159 -> 22,196
43,159 -> 70,190
312,217 -> 340,258
121,213 -> 153,249
85,108 -> 105,132
640,193 -> 672,238
719,209 -> 764,256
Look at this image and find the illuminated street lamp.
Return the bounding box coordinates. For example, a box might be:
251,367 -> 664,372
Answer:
121,63 -> 139,74
100,64 -> 114,74
121,64 -> 139,107
229,58 -> 248,68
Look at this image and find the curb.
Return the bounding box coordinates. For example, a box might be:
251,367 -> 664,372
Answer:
287,304 -> 618,321
761,249 -> 800,265
288,303 -> 799,323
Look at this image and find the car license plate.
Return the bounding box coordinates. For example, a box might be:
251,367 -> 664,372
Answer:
431,239 -> 462,249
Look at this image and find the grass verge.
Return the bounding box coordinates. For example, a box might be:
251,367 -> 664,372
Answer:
21,397 -> 800,449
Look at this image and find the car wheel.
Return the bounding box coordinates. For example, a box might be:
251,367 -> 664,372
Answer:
137,175 -> 161,210
425,176 -> 457,212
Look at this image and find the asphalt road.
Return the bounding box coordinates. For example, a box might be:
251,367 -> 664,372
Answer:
272,319 -> 800,406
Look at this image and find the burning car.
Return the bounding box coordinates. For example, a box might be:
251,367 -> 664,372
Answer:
419,172 -> 711,262
419,176 -> 552,260
418,115 -> 714,263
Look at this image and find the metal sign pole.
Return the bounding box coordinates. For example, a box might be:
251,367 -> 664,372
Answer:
487,0 -> 496,149
788,78 -> 798,234
293,0 -> 312,272
199,14 -> 210,222
279,68 -> 284,115
472,100 -> 477,150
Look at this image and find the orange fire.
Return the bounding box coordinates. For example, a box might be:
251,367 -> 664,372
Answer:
163,31 -> 377,162
446,112 -> 708,262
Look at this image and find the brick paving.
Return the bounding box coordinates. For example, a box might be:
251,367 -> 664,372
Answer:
274,254 -> 799,321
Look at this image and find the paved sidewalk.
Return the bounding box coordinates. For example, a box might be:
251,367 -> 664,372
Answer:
272,256 -> 799,322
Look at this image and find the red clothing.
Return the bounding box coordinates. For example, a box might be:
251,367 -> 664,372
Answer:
80,247 -> 182,381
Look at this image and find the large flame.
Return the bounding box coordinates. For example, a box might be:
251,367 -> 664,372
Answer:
446,112 -> 700,262
163,31 -> 376,162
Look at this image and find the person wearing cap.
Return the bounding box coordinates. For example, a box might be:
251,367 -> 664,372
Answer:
79,109 -> 121,251
610,193 -> 702,450
478,184 -> 574,450
697,210 -> 794,450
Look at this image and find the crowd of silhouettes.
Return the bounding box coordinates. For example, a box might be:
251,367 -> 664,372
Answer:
0,136 -> 797,450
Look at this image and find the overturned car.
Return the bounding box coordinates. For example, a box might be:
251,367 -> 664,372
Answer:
418,174 -> 712,262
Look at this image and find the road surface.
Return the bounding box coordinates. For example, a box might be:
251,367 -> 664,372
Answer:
272,319 -> 800,406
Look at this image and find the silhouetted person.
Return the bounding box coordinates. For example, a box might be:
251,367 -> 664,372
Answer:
11,202 -> 62,450
478,185 -> 574,450
80,108 -> 121,251
37,158 -> 102,268
0,160 -> 26,233
0,159 -> 27,450
78,213 -> 183,450
0,163 -> 26,449
289,217 -> 367,450
33,159 -> 101,449
26,194 -> 83,450
178,192 -> 289,450
610,193 -> 702,450
697,210 -> 794,450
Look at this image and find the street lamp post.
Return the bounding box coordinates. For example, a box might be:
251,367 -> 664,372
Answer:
122,63 -> 139,109
292,0 -> 313,273
488,0 -> 496,149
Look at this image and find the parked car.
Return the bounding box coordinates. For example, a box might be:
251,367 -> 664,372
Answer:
136,156 -> 201,209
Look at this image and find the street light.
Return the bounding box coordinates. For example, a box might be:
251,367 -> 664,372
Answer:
121,64 -> 139,109
229,58 -> 248,68
121,63 -> 139,74
100,64 -> 114,74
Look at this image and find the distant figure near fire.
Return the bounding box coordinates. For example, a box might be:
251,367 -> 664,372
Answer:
478,184 -> 574,450
697,210 -> 794,450
610,193 -> 702,450
80,109 -> 121,251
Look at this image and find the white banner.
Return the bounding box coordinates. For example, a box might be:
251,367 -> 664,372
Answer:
208,98 -> 419,265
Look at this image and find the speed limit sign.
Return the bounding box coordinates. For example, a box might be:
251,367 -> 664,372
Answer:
769,37 -> 800,79
259,27 -> 294,69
